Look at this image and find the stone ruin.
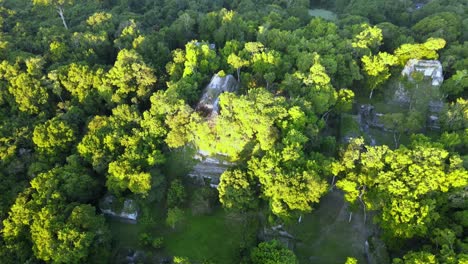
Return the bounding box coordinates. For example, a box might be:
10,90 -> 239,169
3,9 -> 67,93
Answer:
188,150 -> 233,188
358,104 -> 384,130
402,59 -> 443,86
394,59 -> 445,129
196,74 -> 239,117
189,74 -> 239,187
99,195 -> 139,222
261,224 -> 296,250
340,104 -> 382,146
396,59 -> 444,104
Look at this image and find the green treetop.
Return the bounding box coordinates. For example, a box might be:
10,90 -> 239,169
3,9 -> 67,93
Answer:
33,0 -> 74,29
333,138 -> 468,238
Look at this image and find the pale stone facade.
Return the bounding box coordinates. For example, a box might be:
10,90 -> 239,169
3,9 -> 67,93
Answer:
401,59 -> 444,86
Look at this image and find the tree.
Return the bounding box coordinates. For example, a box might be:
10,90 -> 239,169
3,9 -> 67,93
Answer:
50,63 -> 105,106
333,138 -> 468,238
249,47 -> 282,87
114,20 -> 143,51
78,104 -> 166,196
441,70 -> 467,97
345,257 -> 358,264
393,251 -> 438,264
227,53 -> 249,82
291,53 -> 338,114
412,12 -> 462,44
192,88 -> 288,159
30,165 -> 99,204
250,151 -> 328,216
218,169 -> 257,211
32,117 -> 76,156
104,49 -> 157,104
394,38 -> 446,66
33,0 -> 73,29
166,179 -> 187,208
8,73 -> 49,114
3,164 -> 109,264
0,59 -> 50,114
30,204 -> 109,263
377,22 -> 414,52
351,24 -> 383,55
335,89 -> 355,113
250,240 -> 298,264
440,98 -> 468,132
173,256 -> 191,264
107,159 -> 152,196
181,40 -> 219,78
380,111 -> 424,148
361,52 -> 398,99
166,207 -> 184,229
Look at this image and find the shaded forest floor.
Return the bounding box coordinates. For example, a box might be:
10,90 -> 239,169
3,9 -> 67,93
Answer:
286,190 -> 371,264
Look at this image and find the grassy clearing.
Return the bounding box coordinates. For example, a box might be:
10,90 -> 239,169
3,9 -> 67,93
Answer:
340,114 -> 361,139
286,191 -> 367,264
108,217 -> 142,249
164,146 -> 197,179
164,209 -> 254,264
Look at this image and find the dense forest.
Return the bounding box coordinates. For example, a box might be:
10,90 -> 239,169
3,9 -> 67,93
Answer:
0,0 -> 466,263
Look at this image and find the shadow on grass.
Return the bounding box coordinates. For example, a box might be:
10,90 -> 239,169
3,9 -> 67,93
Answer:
164,209 -> 257,264
286,191 -> 369,264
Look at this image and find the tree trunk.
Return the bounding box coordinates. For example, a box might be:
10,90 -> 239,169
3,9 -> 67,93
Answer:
393,132 -> 401,149
360,197 -> 367,224
321,110 -> 332,123
57,6 -> 68,30
348,212 -> 353,223
330,175 -> 336,191
358,186 -> 367,224
369,89 -> 374,100
236,68 -> 241,83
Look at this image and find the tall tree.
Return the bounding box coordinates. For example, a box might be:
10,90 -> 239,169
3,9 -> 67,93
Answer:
352,24 -> 383,55
250,240 -> 298,264
218,169 -> 258,211
32,117 -> 76,158
33,0 -> 73,29
361,52 -> 398,99
333,138 -> 468,238
394,38 -> 446,66
104,49 -> 157,104
30,204 -> 109,263
227,53 -> 249,82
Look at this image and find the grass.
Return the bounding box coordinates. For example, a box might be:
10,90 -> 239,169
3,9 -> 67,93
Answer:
340,114 -> 361,139
108,217 -> 142,249
163,146 -> 197,179
286,191 -> 368,264
164,209 -> 252,264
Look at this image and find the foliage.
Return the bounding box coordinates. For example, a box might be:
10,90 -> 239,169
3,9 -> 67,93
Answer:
218,169 -> 258,211
394,38 -> 446,66
166,207 -> 185,229
167,179 -> 187,208
250,240 -> 298,264
32,117 -> 76,156
351,24 -> 383,52
361,52 -> 398,98
104,48 -> 157,104
0,0 -> 466,262
333,138 -> 468,239
345,257 -> 358,264
412,12 -> 462,44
